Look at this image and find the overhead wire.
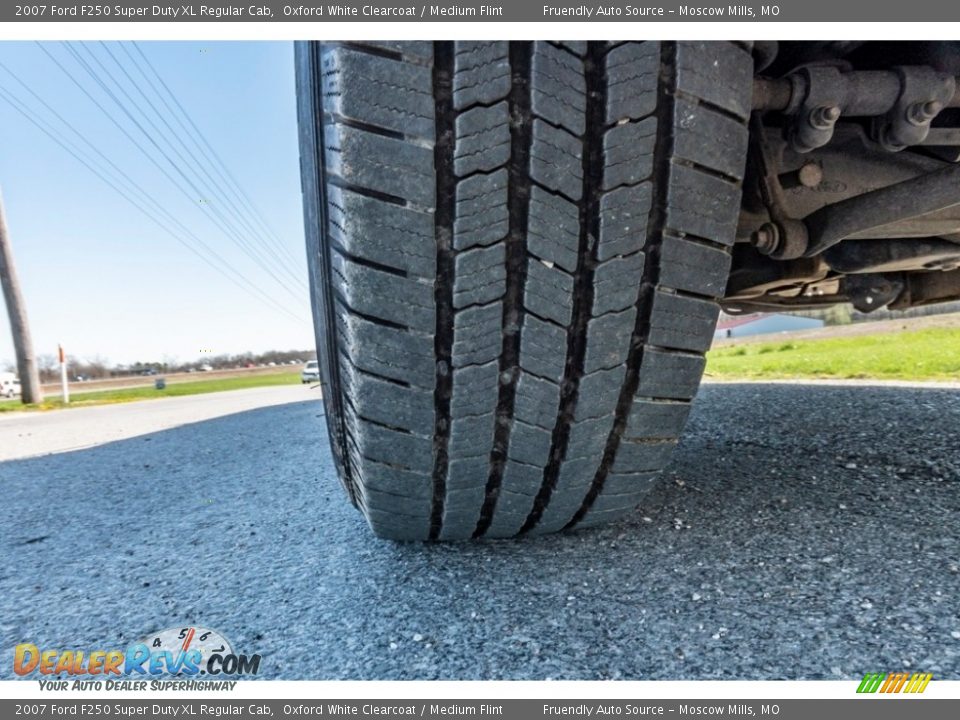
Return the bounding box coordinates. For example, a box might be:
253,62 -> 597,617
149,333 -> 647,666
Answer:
96,41 -> 308,292
0,53 -> 309,326
59,41 -> 308,306
119,42 -> 303,272
128,41 -> 305,271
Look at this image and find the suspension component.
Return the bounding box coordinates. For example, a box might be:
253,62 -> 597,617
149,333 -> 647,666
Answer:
753,66 -> 959,153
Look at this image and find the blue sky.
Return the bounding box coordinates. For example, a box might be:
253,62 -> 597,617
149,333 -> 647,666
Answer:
0,41 -> 312,368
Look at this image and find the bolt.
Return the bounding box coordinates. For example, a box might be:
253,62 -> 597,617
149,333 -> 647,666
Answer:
751,222 -> 780,255
797,162 -> 823,188
907,100 -> 944,126
810,105 -> 841,129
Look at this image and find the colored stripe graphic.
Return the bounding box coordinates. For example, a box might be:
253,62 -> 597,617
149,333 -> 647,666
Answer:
857,672 -> 932,693
857,673 -> 886,693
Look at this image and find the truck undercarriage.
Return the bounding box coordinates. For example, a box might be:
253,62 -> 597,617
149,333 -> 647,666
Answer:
728,40 -> 960,314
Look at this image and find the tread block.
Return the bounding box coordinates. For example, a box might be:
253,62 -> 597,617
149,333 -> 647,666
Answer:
525,258 -> 575,326
583,306 -> 637,373
452,301 -> 503,367
648,290 -> 719,353
340,363 -> 434,435
450,411 -> 497,460
454,169 -> 509,250
454,102 -> 511,177
324,125 -> 435,208
605,42 -> 659,124
592,252 -> 644,316
599,471 -> 658,497
636,348 -> 705,400
507,420 -> 553,467
564,413 -> 615,461
365,508 -> 431,541
527,186 -> 580,272
530,120 -> 583,201
575,365 -> 626,421
589,489 -> 648,514
531,42 -> 586,135
554,41 -> 587,57
321,47 -> 434,141
514,371 -> 561,428
359,460 -> 432,499
575,505 -> 635,529
362,486 -> 433,518
453,244 -> 506,309
440,488 -> 487,540
499,461 -> 543,498
448,455 -> 490,491
602,117 -> 656,190
450,361 -> 500,417
346,416 -> 434,474
675,42 -> 753,121
362,41 -> 434,63
625,399 -> 692,440
598,183 -> 652,261
665,163 -> 741,245
332,252 -> 435,332
612,438 -> 678,474
336,315 -> 434,389
659,235 -> 731,298
519,314 -> 567,382
328,186 -> 436,278
454,41 -> 511,110
673,96 -> 749,182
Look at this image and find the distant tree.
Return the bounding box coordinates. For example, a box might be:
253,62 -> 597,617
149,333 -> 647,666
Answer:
37,353 -> 58,383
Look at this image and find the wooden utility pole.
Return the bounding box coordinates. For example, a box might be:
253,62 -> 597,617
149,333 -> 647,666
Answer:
0,190 -> 43,404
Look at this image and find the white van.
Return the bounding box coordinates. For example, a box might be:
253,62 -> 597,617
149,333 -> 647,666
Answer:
1,372 -> 21,399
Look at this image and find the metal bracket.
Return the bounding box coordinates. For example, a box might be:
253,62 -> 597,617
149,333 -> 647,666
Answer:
787,66 -> 845,153
874,66 -> 956,151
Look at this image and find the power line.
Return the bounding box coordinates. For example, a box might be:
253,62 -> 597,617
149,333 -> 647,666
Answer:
0,72 -> 309,326
117,42 -> 308,282
94,41 -> 308,292
129,41 -> 305,271
59,42 -> 308,306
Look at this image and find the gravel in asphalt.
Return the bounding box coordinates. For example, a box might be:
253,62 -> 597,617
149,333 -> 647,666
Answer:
1,384 -> 958,680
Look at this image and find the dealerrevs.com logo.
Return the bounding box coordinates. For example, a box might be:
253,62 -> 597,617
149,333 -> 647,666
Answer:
13,626 -> 261,687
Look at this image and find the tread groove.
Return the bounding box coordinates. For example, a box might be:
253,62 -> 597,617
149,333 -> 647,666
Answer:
429,41 -> 456,541
519,42 -> 605,535
473,42 -> 533,538
565,43 -> 678,530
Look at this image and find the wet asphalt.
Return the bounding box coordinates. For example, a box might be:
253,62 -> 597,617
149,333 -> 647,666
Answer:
1,383 -> 958,680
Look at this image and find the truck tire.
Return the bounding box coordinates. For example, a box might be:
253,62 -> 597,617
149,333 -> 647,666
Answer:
296,41 -> 752,540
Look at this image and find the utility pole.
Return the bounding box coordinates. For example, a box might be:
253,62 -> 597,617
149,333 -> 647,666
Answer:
0,190 -> 43,404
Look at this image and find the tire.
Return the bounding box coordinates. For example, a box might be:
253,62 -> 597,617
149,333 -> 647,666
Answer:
296,41 -> 752,540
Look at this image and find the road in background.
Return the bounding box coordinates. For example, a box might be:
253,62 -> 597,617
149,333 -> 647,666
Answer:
0,384 -> 316,460
0,384 -> 958,679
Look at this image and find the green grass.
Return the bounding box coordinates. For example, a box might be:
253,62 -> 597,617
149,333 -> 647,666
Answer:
706,327 -> 960,381
0,370 -> 301,413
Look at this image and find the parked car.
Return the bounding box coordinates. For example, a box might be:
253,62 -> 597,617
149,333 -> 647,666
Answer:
301,360 -> 320,384
1,372 -> 22,399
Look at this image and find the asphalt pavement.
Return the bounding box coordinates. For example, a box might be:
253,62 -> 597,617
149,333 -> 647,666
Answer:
1,383 -> 958,680
0,385 -> 316,461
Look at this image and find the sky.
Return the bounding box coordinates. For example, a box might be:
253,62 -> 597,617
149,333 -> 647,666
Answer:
0,41 -> 313,368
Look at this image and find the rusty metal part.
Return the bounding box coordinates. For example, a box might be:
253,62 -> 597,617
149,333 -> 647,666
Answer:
803,163 -> 960,257
753,71 -> 960,113
779,162 -> 823,189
